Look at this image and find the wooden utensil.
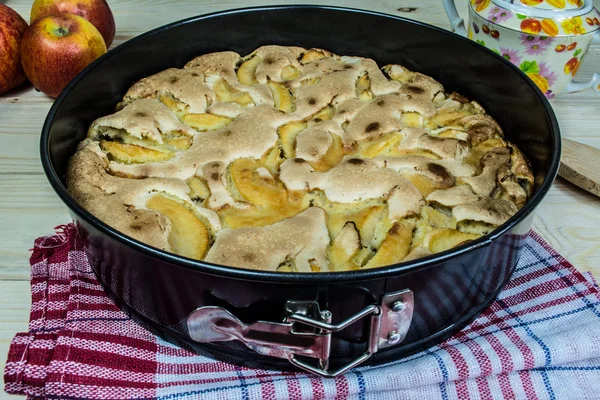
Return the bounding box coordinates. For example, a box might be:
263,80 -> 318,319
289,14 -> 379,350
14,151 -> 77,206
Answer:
559,138 -> 600,197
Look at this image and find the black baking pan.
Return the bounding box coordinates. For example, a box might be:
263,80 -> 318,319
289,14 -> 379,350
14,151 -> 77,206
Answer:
40,5 -> 560,377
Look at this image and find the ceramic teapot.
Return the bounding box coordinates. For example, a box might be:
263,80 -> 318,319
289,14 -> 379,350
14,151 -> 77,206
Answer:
444,0 -> 600,98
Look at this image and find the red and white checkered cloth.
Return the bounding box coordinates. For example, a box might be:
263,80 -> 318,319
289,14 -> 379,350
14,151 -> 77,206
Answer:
4,224 -> 600,399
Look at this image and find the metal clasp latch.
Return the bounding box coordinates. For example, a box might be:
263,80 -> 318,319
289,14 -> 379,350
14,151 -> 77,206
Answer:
187,289 -> 413,377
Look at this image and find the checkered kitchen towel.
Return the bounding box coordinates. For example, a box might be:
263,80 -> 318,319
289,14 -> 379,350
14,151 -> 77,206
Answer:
4,224 -> 600,399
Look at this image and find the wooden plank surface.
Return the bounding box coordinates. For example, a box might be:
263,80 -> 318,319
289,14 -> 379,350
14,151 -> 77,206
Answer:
559,138 -> 600,197
1,0 -> 599,396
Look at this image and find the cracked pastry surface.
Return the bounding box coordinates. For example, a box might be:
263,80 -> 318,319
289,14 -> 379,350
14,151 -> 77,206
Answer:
67,46 -> 534,272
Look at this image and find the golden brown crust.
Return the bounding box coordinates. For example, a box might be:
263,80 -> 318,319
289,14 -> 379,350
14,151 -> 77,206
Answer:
89,98 -> 197,143
122,68 -> 215,114
68,46 -> 534,272
67,141 -> 172,251
67,140 -> 220,251
206,207 -> 330,272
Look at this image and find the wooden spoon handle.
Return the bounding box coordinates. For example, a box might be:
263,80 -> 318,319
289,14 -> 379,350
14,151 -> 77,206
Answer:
559,138 -> 600,197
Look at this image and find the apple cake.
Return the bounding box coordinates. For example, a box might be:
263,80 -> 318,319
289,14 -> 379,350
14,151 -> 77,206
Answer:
67,45 -> 534,272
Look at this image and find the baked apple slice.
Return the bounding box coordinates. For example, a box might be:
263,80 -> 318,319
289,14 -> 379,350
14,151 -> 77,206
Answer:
212,78 -> 254,105
182,113 -> 232,131
100,141 -> 173,164
222,158 -> 307,227
281,66 -> 300,81
426,228 -> 479,253
269,81 -> 296,112
364,220 -> 414,268
300,49 -> 329,64
326,204 -> 386,249
356,72 -> 374,102
401,112 -> 424,128
310,133 -> 345,172
158,93 -> 187,114
356,132 -> 402,158
382,64 -> 414,83
278,120 -> 307,158
162,135 -> 193,151
146,194 -> 209,259
236,55 -> 260,85
328,222 -> 361,271
312,105 -> 335,121
187,177 -> 210,202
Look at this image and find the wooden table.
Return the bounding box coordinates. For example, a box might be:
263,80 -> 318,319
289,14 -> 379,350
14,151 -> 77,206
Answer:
1,0 -> 599,395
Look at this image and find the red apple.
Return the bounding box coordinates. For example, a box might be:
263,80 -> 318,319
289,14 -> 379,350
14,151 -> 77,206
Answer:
20,13 -> 107,98
0,5 -> 29,95
30,0 -> 115,47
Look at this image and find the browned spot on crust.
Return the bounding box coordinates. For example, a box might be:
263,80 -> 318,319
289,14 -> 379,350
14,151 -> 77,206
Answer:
191,72 -> 200,77
406,85 -> 425,94
344,65 -> 354,70
242,253 -> 255,262
313,118 -> 322,123
450,92 -> 469,103
307,98 -> 317,105
264,57 -> 275,65
170,77 -> 179,84
427,163 -> 453,186
134,112 -> 148,117
348,158 -> 365,165
210,172 -> 219,181
365,122 -> 380,133
468,124 -> 496,146
130,223 -> 144,231
293,158 -> 306,163
388,222 -> 401,235
482,147 -> 511,167
377,99 -> 385,106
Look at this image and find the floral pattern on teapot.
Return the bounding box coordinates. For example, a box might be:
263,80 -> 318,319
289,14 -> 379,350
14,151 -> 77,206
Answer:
467,8 -> 598,97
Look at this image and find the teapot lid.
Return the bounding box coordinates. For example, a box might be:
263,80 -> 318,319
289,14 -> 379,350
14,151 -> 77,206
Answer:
498,0 -> 590,15
470,0 -> 600,36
